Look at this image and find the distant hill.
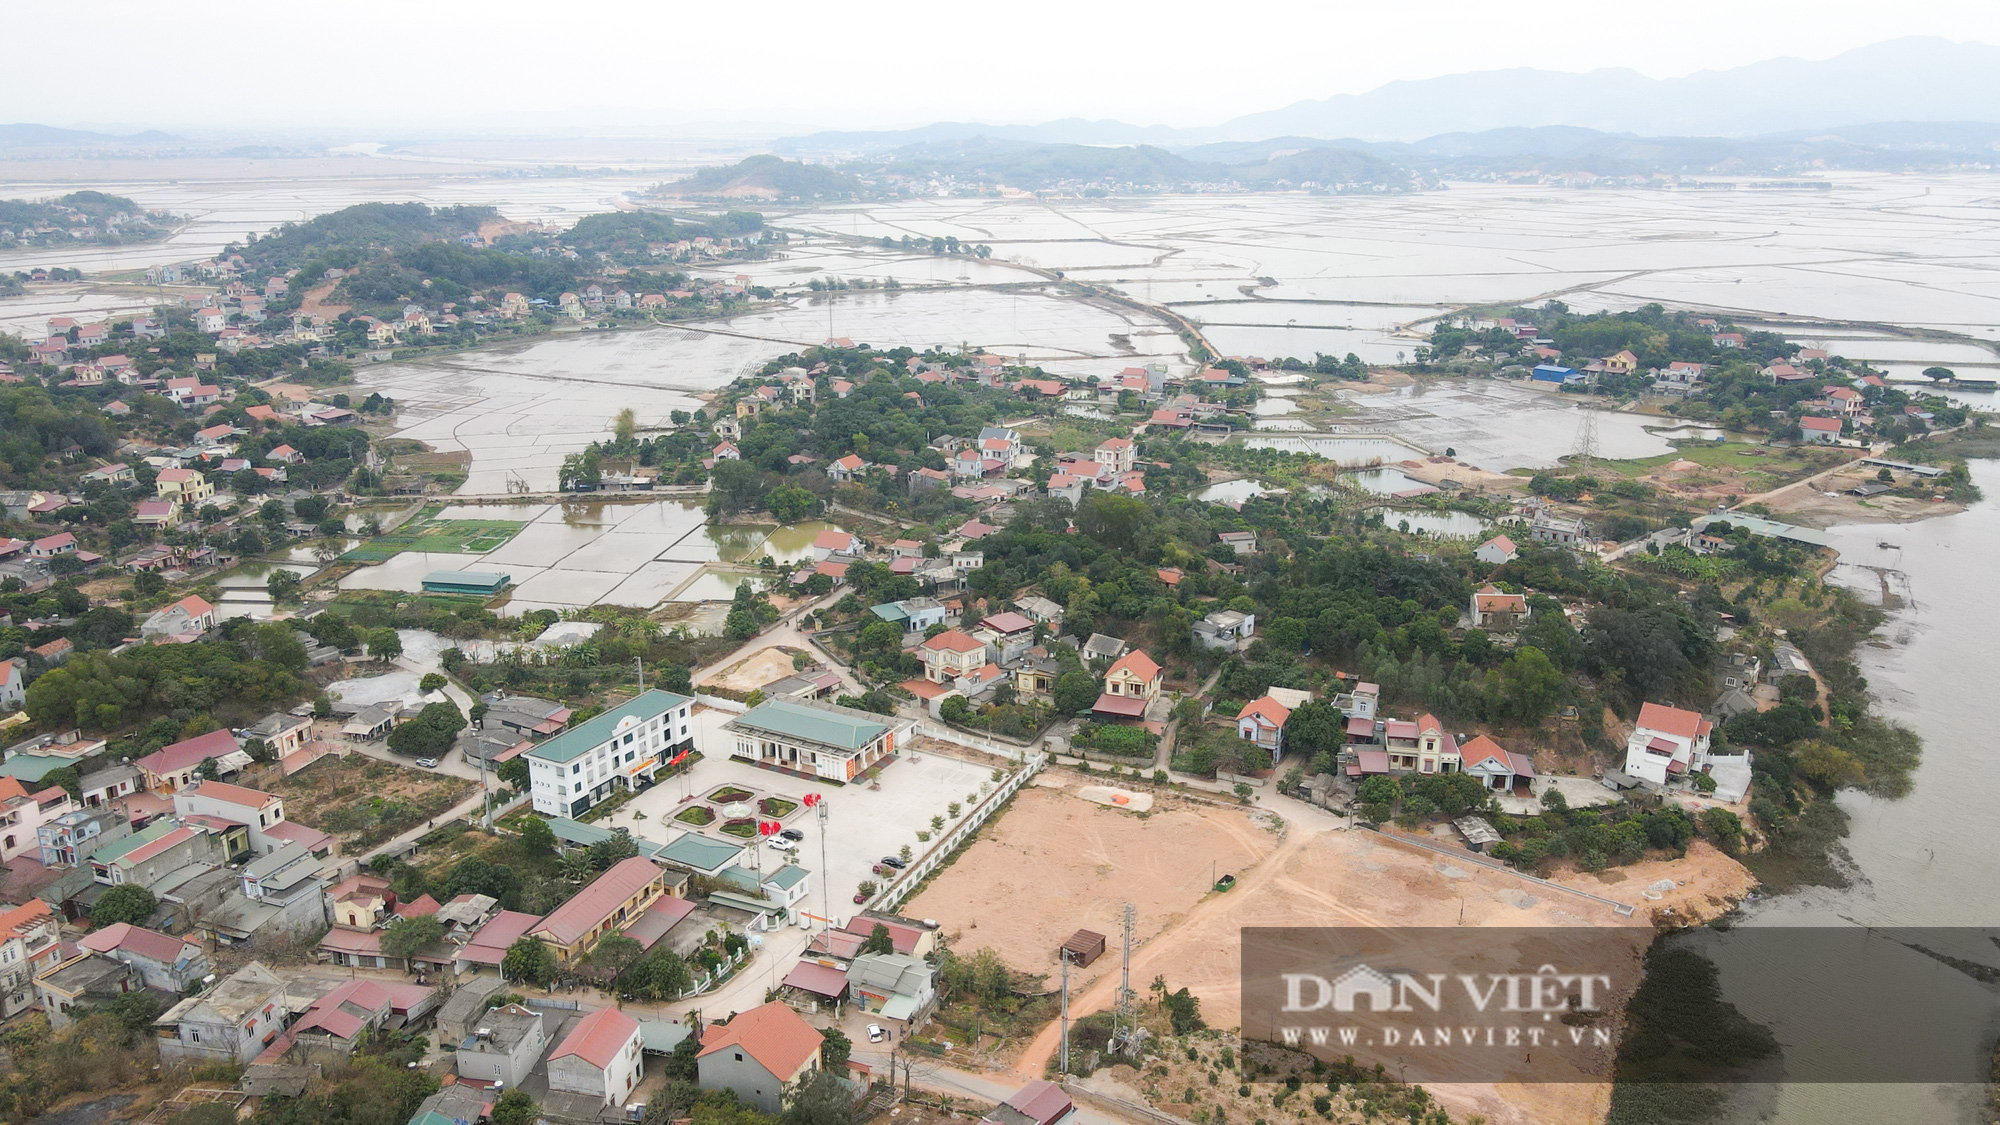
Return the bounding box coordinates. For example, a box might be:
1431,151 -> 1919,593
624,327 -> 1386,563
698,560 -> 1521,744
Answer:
0,122 -> 181,150
651,155 -> 865,200
233,202 -> 499,271
1218,38 -> 2000,141
852,138 -> 1412,192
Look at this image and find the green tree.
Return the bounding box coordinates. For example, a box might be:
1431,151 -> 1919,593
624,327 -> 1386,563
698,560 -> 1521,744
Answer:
502,936 -> 558,986
419,672 -> 447,692
627,945 -> 694,1001
1488,645 -> 1563,722
266,568 -> 302,603
614,407 -> 638,445
1699,807 -> 1745,854
1280,701 -> 1344,761
381,914 -> 444,964
371,627 -> 404,661
783,1070 -> 857,1125
92,885 -> 157,927
387,700 -> 466,757
819,1024 -> 852,1070
1357,775 -> 1400,807
492,1089 -> 539,1125
659,664 -> 693,693
586,833 -> 640,870
766,484 -> 817,522
43,765 -> 82,802
939,696 -> 971,724
590,934 -> 645,982
497,757 -> 531,789
664,1031 -> 703,1081
860,923 -> 895,956
518,815 -> 557,853
255,622 -> 308,673
1052,670 -> 1099,715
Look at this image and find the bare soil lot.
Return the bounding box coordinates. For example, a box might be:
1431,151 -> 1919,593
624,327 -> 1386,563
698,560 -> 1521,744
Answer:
905,782 -> 1276,987
274,754 -> 477,850
698,646 -> 802,693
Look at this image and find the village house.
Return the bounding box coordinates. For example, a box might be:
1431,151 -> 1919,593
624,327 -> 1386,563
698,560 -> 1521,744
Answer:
456,1002 -> 549,1088
78,922 -> 212,992
142,594 -> 218,642
91,820 -> 230,887
870,597 -> 948,635
154,961 -> 289,1066
1192,608 -> 1256,651
289,978 -> 438,1062
1458,735 -> 1535,795
1622,701 -> 1713,788
1469,585 -> 1530,630
35,953 -> 140,1029
1529,511 -> 1590,547
919,629 -> 989,684
0,776 -> 75,861
1093,650 -> 1162,720
697,1001 -> 823,1115
982,1081 -> 1077,1125
155,466 -> 214,506
136,728 -> 247,792
1800,415 -> 1844,444
723,698 -> 905,783
0,901 -> 64,1020
172,780 -> 292,854
810,528 -> 863,560
1474,534 -> 1518,565
549,1006 -> 647,1106
528,856 -> 670,964
1236,694 -> 1292,759
844,951 -> 936,1033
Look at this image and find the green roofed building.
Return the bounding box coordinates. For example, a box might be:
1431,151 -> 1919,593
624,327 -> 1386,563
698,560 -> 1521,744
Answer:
722,698 -> 909,782
526,689 -> 694,818
655,832 -> 745,877
420,570 -> 511,595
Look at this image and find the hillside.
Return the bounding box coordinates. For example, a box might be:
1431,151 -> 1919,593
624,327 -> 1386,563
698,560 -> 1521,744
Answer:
233,202 -> 499,272
651,155 -> 865,200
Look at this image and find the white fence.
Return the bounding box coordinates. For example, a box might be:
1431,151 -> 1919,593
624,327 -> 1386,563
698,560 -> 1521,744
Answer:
908,721 -> 1037,763
878,752 -> 1046,912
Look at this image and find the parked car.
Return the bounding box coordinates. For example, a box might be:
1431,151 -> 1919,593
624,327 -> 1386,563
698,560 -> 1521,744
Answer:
880,855 -> 908,869
872,863 -> 892,877
853,891 -> 870,904
769,837 -> 798,851
416,758 -> 439,769
867,1024 -> 886,1043
780,828 -> 805,841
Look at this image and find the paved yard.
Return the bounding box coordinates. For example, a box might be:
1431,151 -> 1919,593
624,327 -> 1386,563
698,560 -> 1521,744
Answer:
600,710 -> 1004,927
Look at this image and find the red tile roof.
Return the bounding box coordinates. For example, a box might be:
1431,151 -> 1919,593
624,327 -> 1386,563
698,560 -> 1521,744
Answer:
698,1000 -> 822,1078
530,857 -> 661,947
1237,696 -> 1291,728
138,728 -> 239,776
922,629 -> 985,655
80,922 -> 196,964
552,1005 -> 641,1070
1106,650 -> 1160,683
1636,702 -> 1707,741
459,911 -> 542,966
1092,694 -> 1148,718
180,780 -> 276,809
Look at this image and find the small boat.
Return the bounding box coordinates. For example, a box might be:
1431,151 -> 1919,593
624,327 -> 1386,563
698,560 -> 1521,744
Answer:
1214,874 -> 1238,892
1878,541 -> 1900,550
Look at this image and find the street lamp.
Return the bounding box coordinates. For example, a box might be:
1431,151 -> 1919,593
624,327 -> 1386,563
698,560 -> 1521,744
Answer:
812,793 -> 830,929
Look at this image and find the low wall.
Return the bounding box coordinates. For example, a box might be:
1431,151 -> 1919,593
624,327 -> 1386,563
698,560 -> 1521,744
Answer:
878,753 -> 1046,912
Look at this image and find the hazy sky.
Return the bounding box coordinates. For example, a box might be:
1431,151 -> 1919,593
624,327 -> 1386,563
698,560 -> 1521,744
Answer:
19,0 -> 2000,133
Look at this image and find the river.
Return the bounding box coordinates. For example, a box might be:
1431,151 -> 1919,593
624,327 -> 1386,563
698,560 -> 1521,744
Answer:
1697,459 -> 2000,1123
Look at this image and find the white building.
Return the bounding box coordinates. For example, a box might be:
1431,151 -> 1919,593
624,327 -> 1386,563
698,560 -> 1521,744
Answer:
527,690 -> 694,818
1621,702 -> 1714,787
548,1006 -> 645,1106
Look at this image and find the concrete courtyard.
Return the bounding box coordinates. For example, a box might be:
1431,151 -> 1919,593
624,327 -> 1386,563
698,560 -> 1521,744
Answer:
595,705 -> 1006,927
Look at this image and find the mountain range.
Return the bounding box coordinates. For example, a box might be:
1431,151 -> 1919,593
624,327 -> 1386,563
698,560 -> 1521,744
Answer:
781,37 -> 2000,151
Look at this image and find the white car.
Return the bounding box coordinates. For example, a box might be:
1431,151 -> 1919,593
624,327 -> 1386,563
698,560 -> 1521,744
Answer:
768,837 -> 798,851
867,1023 -> 886,1043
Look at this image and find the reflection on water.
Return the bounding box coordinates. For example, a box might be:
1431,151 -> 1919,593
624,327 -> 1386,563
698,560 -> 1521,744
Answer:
281,540 -> 360,564
751,520 -> 844,565
671,570 -> 767,603
1344,467 -> 1434,495
1197,479 -> 1276,504
219,562 -> 314,588
1371,508 -> 1489,537
1246,435 -> 1429,464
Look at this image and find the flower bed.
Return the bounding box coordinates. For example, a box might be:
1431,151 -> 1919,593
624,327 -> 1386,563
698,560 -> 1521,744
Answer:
758,796 -> 798,818
719,817 -> 760,839
708,786 -> 754,804
675,805 -> 716,826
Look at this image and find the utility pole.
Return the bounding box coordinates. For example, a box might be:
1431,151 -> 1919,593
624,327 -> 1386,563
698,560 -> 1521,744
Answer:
1115,902 -> 1135,1049
817,798 -> 831,930
635,655 -> 644,695
1059,952 -> 1071,1076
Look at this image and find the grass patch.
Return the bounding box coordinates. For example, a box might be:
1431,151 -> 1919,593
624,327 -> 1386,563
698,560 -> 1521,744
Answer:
341,506 -> 528,562
758,796 -> 797,818
719,817 -> 759,839
674,805 -> 715,826
707,785 -> 753,803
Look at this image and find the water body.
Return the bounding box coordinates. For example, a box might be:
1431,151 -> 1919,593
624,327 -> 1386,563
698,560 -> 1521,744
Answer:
1196,478 -> 1276,505
1370,508 -> 1490,538
1244,435 -> 1430,464
1341,467 -> 1434,495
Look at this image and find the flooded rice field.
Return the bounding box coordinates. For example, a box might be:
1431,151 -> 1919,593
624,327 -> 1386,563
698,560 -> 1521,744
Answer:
1370,507 -> 1491,538
334,499 -> 831,615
